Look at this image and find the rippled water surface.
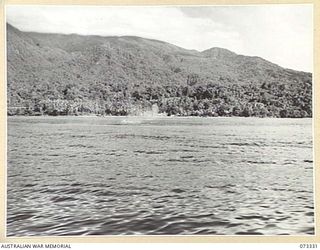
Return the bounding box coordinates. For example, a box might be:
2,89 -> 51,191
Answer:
7,116 -> 314,236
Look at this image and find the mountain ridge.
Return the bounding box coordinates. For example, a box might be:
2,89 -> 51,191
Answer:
6,23 -> 311,73
6,23 -> 312,118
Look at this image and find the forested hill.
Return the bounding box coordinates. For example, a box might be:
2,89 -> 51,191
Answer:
7,23 -> 312,117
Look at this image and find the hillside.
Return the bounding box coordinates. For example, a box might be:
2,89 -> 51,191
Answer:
6,23 -> 312,117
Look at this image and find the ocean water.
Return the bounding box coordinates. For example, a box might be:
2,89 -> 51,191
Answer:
7,116 -> 314,236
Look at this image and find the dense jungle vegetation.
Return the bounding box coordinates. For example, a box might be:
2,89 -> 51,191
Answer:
7,23 -> 312,118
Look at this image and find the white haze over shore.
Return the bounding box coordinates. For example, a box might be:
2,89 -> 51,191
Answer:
6,5 -> 313,72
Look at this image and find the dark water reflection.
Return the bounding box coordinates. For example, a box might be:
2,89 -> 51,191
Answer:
7,116 -> 314,236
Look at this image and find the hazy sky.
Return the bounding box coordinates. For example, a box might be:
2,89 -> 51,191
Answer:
6,5 -> 313,72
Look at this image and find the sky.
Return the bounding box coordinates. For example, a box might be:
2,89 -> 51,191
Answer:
6,5 -> 313,72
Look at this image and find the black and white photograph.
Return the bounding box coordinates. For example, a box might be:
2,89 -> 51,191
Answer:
5,4 -> 314,237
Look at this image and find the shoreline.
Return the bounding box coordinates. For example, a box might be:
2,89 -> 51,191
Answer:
6,114 -> 312,119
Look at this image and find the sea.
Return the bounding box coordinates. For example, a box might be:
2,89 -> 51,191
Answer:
7,116 -> 314,236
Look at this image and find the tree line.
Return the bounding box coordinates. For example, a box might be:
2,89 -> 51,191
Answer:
7,79 -> 312,118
